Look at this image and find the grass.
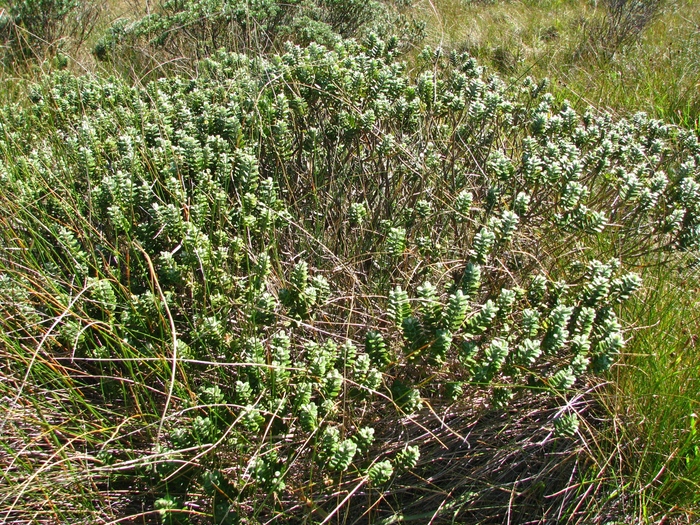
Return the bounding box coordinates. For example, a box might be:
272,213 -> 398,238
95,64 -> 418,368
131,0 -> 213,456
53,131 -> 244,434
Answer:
604,268 -> 700,521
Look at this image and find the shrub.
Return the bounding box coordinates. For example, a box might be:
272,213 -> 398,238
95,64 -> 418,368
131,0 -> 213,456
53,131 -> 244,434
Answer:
585,0 -> 667,60
0,0 -> 101,63
93,0 -> 425,74
2,36 -> 699,522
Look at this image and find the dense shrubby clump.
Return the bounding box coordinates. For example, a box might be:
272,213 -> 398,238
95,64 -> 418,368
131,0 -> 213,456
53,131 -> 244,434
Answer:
2,37 -> 700,522
93,0 -> 425,71
0,0 -> 101,63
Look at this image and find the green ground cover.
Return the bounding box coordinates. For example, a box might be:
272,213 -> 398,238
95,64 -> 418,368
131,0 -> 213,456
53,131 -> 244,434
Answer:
0,0 -> 698,523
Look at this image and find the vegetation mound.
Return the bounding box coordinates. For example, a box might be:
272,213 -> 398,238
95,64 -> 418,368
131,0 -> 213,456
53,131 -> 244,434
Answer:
2,36 -> 700,523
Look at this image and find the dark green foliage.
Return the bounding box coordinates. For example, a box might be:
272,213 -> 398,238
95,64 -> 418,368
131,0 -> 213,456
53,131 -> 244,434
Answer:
352,426 -> 375,453
327,439 -> 358,472
460,263 -> 482,297
467,300 -> 499,335
474,338 -> 509,383
472,227 -> 496,263
387,285 -> 411,327
542,305 -> 574,355
393,445 -> 420,471
366,330 -> 391,368
386,226 -> 407,257
250,450 -> 286,492
391,379 -> 422,414
443,290 -> 469,332
280,262 -> 326,321
417,281 -> 442,329
554,412 -> 580,438
429,328 -> 453,364
367,460 -> 393,484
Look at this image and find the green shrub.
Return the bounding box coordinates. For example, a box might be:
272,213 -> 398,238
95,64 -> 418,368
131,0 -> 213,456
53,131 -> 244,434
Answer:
589,0 -> 667,59
2,36 -> 700,522
0,0 -> 101,63
93,0 -> 425,75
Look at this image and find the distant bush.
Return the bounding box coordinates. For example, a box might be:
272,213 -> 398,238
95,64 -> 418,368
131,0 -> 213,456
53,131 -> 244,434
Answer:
2,37 -> 700,522
0,0 -> 101,63
585,0 -> 666,59
93,0 -> 425,73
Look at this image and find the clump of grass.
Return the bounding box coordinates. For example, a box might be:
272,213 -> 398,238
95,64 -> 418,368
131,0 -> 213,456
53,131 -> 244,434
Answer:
601,268 -> 700,522
583,0 -> 666,61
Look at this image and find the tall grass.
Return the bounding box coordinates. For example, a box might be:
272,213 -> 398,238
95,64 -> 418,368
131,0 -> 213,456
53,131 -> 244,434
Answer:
605,269 -> 700,521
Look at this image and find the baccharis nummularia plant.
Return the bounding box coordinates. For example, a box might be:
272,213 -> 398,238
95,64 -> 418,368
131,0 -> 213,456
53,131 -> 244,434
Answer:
1,34 -> 699,523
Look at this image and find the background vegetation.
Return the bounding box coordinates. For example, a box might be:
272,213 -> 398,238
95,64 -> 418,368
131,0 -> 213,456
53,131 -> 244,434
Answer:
0,0 -> 699,523
417,0 -> 700,128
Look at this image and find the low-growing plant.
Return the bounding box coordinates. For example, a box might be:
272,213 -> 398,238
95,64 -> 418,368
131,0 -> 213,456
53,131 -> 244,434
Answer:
0,0 -> 102,63
93,0 -> 425,77
1,34 -> 700,523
